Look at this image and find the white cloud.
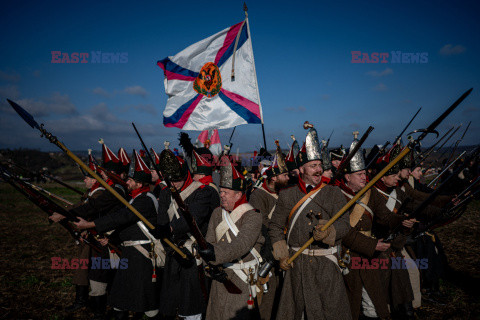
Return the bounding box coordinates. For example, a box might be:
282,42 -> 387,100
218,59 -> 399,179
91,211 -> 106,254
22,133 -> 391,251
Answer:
439,44 -> 466,56
0,85 -> 20,99
92,87 -> 110,97
0,70 -> 21,83
123,85 -> 147,97
15,92 -> 78,117
366,68 -> 393,77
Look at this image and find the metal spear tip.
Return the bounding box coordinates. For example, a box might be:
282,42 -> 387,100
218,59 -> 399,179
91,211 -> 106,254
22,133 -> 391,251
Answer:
6,99 -> 40,130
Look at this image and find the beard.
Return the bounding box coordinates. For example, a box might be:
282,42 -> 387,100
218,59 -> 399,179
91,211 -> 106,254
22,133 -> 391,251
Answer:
274,180 -> 289,193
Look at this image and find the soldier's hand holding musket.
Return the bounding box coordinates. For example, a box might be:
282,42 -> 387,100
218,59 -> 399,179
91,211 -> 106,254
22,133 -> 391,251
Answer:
74,216 -> 95,229
401,217 -> 417,228
375,239 -> 391,252
279,257 -> 293,271
312,220 -> 336,246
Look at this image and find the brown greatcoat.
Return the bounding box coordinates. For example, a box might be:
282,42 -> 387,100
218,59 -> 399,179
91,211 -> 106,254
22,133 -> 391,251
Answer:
370,186 -> 414,307
69,186 -> 106,286
269,182 -> 352,320
249,184 -> 281,320
205,205 -> 264,320
340,187 -> 390,320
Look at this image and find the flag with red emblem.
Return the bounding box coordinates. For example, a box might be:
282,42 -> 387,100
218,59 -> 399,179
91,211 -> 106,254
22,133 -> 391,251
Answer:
157,19 -> 263,130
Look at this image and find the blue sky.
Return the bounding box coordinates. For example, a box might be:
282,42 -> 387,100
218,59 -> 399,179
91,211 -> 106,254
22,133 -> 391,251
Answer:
0,0 -> 478,155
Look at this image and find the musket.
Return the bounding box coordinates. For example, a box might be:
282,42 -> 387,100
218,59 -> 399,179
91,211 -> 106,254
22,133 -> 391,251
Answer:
394,106 -> 422,145
325,129 -> 334,149
427,151 -> 466,187
132,123 -> 242,294
228,126 -> 236,153
0,166 -> 103,253
24,180 -> 74,206
6,99 -> 155,229
6,160 -> 84,195
287,88 -> 473,265
96,164 -> 129,190
444,121 -> 471,170
385,146 -> 479,242
330,126 -> 374,183
365,141 -> 390,170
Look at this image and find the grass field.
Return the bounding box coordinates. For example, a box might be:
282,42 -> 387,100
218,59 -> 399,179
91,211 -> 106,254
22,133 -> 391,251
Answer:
0,181 -> 479,319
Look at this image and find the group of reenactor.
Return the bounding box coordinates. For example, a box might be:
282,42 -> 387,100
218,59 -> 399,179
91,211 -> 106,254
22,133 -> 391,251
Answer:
44,122 -> 477,320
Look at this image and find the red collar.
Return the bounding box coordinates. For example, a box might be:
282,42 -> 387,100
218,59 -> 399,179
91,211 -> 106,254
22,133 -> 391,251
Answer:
375,179 -> 393,193
231,193 -> 248,211
90,181 -> 101,193
199,175 -> 213,186
337,180 -> 355,196
180,171 -> 193,192
130,185 -> 150,199
297,176 -> 322,194
106,179 -> 114,186
261,180 -> 276,194
155,179 -> 164,186
321,175 -> 331,185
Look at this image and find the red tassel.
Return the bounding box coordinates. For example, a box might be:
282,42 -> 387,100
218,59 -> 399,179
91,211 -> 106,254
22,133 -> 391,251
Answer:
152,268 -> 157,283
247,294 -> 254,309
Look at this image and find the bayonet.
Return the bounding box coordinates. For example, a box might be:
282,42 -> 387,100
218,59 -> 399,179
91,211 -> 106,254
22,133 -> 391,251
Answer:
394,106 -> 422,144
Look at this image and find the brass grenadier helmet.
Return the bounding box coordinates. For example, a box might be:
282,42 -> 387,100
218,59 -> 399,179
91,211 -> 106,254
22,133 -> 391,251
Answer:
219,155 -> 246,192
375,143 -> 402,176
131,149 -> 152,184
285,135 -> 299,171
99,139 -> 121,173
118,147 -> 131,174
266,140 -> 288,177
321,139 -> 332,171
192,149 -> 213,176
296,121 -> 322,167
158,141 -> 189,182
344,131 -> 366,173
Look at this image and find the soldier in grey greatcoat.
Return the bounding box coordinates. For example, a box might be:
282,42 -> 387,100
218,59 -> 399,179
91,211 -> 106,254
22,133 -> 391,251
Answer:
199,156 -> 264,320
268,122 -> 352,320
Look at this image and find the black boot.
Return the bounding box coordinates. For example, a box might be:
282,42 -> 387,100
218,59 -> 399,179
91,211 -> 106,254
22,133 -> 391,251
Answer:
114,310 -> 129,320
91,295 -> 107,320
403,302 -> 415,320
65,285 -> 89,312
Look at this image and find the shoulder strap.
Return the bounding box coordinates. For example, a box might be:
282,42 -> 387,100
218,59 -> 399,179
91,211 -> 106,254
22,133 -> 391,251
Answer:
284,183 -> 326,235
167,181 -> 203,221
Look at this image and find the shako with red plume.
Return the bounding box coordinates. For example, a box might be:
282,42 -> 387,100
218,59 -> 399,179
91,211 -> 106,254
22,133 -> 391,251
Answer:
98,138 -> 121,173
192,149 -> 212,176
131,149 -> 152,183
118,147 -> 131,174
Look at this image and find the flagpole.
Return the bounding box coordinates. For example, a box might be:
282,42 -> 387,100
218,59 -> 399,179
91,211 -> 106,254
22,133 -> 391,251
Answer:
244,3 -> 267,151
